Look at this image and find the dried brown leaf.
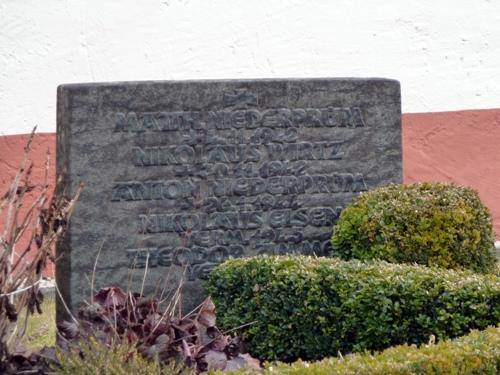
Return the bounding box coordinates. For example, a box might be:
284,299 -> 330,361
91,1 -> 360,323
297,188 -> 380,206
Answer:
58,321 -> 79,339
210,333 -> 229,352
198,297 -> 216,328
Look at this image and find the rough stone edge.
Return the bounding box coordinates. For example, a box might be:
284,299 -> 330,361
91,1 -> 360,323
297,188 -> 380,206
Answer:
55,85 -> 73,323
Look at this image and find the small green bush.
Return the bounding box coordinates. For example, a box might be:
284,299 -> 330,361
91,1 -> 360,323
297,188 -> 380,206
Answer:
331,183 -> 497,273
206,256 -> 500,361
223,326 -> 500,375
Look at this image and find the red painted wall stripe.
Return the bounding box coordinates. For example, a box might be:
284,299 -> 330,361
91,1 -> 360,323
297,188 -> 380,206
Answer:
1,109 -> 499,277
0,133 -> 56,277
403,109 -> 500,237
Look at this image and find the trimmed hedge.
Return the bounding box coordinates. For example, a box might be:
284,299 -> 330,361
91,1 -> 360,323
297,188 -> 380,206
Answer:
223,326 -> 500,375
330,183 -> 497,273
206,256 -> 500,361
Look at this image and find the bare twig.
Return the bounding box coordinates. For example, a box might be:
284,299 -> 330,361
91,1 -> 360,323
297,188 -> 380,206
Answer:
0,128 -> 81,364
139,252 -> 150,298
90,239 -> 105,304
0,280 -> 43,297
54,282 -> 78,325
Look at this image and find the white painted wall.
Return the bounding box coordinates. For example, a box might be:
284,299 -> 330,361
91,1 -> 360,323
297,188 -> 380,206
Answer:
1,0 -> 500,135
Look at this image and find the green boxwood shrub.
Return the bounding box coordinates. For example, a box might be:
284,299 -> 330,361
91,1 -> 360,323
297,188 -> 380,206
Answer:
330,182 -> 497,273
223,326 -> 500,375
206,256 -> 500,361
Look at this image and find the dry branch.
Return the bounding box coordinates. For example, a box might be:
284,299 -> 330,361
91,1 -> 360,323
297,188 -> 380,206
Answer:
0,128 -> 81,368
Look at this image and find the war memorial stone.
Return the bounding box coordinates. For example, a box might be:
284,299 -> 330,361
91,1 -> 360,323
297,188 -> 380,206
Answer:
56,78 -> 402,320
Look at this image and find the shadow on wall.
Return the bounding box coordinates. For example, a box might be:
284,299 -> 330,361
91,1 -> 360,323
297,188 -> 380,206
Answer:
1,109 -> 499,277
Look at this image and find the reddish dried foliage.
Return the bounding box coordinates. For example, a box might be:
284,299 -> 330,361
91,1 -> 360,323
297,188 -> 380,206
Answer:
58,287 -> 259,372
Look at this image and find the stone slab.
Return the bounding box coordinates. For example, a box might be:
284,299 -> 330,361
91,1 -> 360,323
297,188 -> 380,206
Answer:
56,78 -> 401,321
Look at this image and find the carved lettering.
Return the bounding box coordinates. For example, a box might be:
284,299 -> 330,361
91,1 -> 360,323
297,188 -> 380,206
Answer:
116,102 -> 372,282
205,174 -> 367,197
255,240 -> 330,257
114,107 -> 366,133
127,245 -> 244,270
111,180 -> 201,201
138,212 -> 264,233
134,145 -> 196,166
133,141 -> 344,167
265,141 -> 344,161
138,206 -> 342,234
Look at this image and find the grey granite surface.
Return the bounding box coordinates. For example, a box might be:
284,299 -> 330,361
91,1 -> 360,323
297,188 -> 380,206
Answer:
56,78 -> 402,321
